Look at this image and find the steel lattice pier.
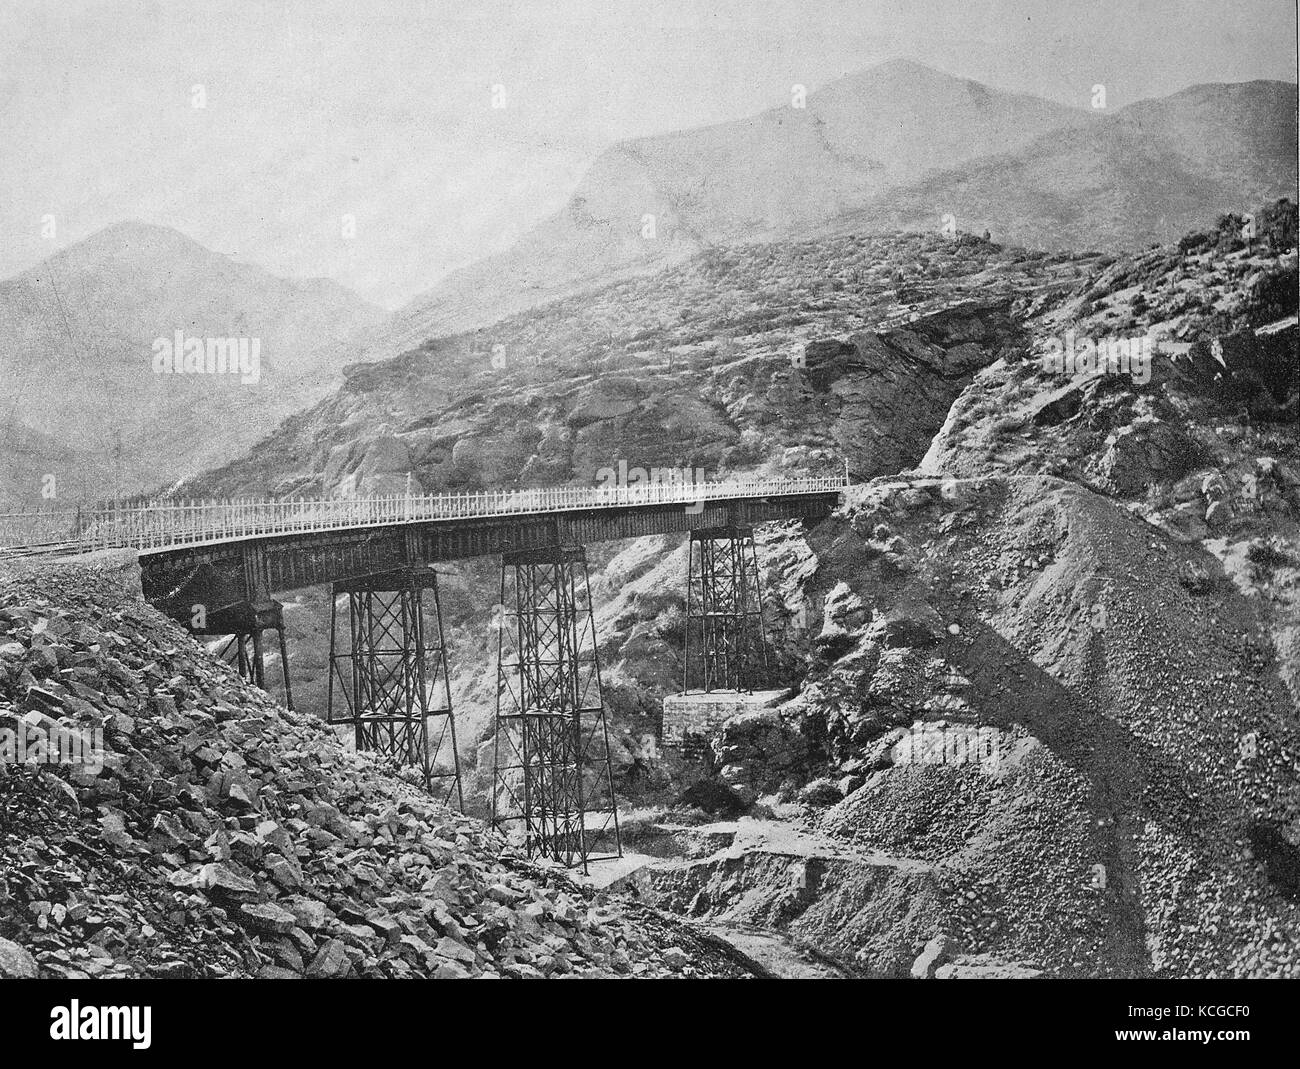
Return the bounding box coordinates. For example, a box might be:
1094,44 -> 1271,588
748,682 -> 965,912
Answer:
194,599 -> 294,710
326,566 -> 464,810
491,545 -> 621,872
682,525 -> 772,693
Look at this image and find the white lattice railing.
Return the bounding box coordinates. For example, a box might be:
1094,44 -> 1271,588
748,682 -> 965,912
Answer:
0,475 -> 847,555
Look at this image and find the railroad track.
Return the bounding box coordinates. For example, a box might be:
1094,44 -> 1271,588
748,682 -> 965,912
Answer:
0,540 -> 85,561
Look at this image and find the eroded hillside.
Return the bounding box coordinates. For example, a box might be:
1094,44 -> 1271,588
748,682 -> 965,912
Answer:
616,475 -> 1300,977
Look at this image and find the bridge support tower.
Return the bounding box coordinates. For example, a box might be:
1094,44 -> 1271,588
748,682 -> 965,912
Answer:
197,599 -> 295,710
326,565 -> 464,809
491,545 -> 621,872
682,525 -> 772,694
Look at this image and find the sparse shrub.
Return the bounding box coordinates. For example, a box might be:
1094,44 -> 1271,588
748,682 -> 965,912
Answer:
677,779 -> 747,816
1257,198 -> 1298,254
1247,267 -> 1299,325
1249,821 -> 1300,900
1246,540 -> 1293,569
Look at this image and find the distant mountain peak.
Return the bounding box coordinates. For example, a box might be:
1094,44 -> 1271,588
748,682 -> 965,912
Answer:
0,220 -> 390,502
20,220 -> 227,284
836,56 -> 966,84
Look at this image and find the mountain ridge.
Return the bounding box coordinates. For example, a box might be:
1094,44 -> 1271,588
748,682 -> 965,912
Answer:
0,220 -> 390,504
392,63 -> 1295,342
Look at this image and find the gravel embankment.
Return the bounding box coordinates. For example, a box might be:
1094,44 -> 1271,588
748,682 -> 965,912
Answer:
0,558 -> 756,979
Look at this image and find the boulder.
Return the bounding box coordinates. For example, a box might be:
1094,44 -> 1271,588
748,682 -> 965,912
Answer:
239,902 -> 298,935
871,596 -> 944,649
910,934 -> 951,979
1100,419 -> 1203,496
798,778 -> 845,806
0,937 -> 38,979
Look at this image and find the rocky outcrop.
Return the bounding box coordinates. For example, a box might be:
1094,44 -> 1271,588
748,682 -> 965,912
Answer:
181,231 -> 1080,501
754,300 -> 1027,481
613,826 -> 949,977
0,936 -> 38,978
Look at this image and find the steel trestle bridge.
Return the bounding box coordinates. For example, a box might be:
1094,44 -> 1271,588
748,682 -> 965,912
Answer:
0,474 -> 845,871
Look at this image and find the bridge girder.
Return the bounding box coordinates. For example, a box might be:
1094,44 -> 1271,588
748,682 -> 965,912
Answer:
138,493 -> 838,614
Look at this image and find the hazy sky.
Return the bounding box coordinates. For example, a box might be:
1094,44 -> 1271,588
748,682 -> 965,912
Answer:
1,0 -> 1295,307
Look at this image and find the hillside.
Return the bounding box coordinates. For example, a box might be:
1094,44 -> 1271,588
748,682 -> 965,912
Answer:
617,473 -> 1300,978
0,222 -> 389,505
0,555 -> 757,979
168,205 -> 1298,977
182,231 -> 1094,500
602,215 -> 1300,977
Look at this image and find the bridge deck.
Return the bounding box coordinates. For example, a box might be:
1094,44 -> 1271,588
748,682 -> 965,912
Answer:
0,475 -> 845,558
0,477 -> 846,614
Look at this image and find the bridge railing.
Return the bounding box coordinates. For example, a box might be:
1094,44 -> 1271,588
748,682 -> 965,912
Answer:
0,474 -> 847,555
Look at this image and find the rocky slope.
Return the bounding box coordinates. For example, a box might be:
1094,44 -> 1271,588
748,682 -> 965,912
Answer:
0,555 -> 756,979
918,203 -> 1300,704
603,209 -> 1300,977
616,472 -> 1300,977
182,230 -> 1092,500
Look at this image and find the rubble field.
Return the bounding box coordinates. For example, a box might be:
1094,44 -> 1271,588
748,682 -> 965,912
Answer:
0,555 -> 758,979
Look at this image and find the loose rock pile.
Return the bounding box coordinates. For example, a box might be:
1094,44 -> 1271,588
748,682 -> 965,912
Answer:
802,476 -> 1300,977
0,559 -> 753,979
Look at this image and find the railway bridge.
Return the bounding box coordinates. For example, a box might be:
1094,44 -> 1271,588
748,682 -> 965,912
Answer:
1,475 -> 844,870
